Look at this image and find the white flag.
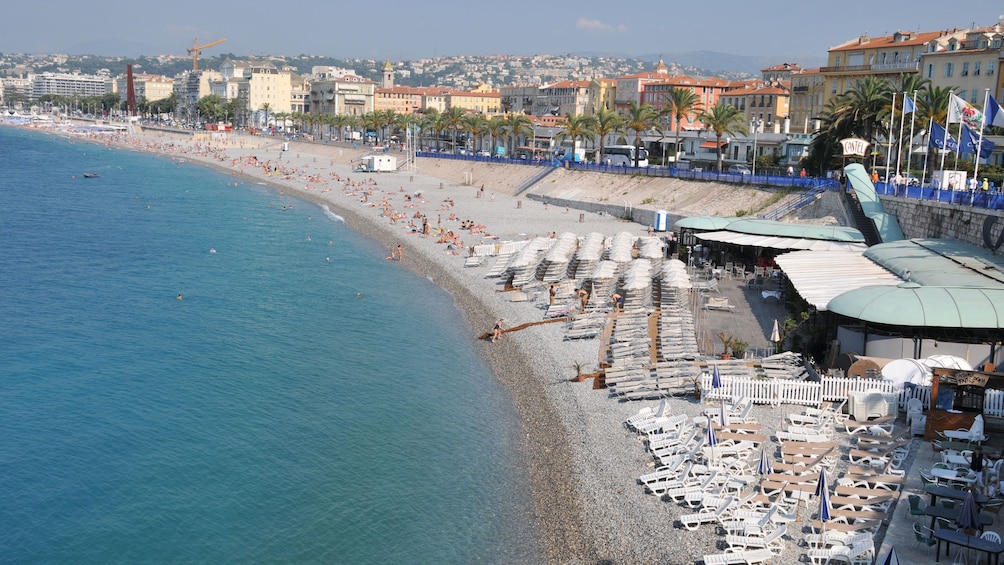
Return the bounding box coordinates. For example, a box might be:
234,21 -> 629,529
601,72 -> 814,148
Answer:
947,93 -> 984,130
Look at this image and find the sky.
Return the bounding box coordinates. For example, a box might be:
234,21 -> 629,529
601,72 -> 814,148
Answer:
4,0 -> 1003,64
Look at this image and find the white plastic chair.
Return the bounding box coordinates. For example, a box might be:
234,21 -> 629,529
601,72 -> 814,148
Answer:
981,530 -> 1002,543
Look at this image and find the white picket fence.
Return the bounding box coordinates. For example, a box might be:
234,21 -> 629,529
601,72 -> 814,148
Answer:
702,375 -> 1004,417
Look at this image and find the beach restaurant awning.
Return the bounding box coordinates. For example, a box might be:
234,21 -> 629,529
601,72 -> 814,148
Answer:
700,140 -> 726,149
675,216 -> 736,231
827,283 -> 1004,328
773,250 -> 903,311
694,231 -> 868,253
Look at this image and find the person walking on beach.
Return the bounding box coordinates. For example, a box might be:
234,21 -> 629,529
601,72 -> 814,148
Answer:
575,287 -> 589,312
396,245 -> 403,261
611,292 -> 623,312
491,319 -> 505,342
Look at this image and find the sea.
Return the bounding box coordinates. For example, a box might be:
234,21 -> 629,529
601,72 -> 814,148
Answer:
0,126 -> 541,564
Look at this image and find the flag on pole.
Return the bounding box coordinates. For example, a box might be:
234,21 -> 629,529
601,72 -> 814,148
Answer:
948,93 -> 985,130
987,93 -> 1004,128
903,94 -> 915,114
929,122 -> 958,151
960,123 -> 996,156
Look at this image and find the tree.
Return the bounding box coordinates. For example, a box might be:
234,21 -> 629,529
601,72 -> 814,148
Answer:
554,113 -> 596,162
461,114 -> 488,153
260,102 -> 271,129
697,103 -> 748,172
485,117 -> 506,157
443,106 -> 467,152
660,87 -> 703,165
504,113 -> 532,157
623,102 -> 662,167
592,109 -> 624,164
804,76 -> 893,174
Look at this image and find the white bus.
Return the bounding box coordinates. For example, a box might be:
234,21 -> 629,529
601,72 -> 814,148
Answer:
601,145 -> 648,167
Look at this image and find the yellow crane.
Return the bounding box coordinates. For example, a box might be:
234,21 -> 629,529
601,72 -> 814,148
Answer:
187,38 -> 226,70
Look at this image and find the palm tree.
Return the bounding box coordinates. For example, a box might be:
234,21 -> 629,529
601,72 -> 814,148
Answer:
260,103 -> 271,130
804,77 -> 894,174
592,109 -> 624,164
504,113 -> 533,158
461,114 -> 488,153
554,113 -> 596,162
485,117 -> 506,157
697,103 -> 748,172
623,102 -> 662,167
443,106 -> 467,153
660,87 -> 703,165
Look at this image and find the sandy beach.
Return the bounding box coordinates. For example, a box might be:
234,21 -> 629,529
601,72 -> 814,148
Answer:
57,125 -> 894,564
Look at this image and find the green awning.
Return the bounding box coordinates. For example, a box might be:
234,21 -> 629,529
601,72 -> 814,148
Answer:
827,283 -> 1004,328
674,216 -> 735,231
845,163 -> 905,243
722,219 -> 865,242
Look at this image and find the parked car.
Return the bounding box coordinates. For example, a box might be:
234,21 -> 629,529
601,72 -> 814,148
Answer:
476,149 -> 490,157
727,164 -> 752,175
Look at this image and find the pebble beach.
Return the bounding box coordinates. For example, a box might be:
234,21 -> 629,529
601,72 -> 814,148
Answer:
61,125 -> 912,564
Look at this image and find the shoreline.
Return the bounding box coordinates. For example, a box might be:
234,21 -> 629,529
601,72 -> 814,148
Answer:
74,127 -> 613,562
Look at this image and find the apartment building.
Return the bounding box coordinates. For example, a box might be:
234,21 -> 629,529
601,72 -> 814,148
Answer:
788,68 -> 825,134
822,29 -> 963,104
641,75 -> 732,131
32,72 -> 112,99
308,74 -> 375,117
585,78 -> 616,115
447,86 -> 501,116
614,58 -> 671,113
535,80 -> 591,116
921,23 -> 1004,103
116,73 -> 174,104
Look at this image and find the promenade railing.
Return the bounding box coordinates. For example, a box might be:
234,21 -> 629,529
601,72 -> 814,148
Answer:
415,152 -> 1004,212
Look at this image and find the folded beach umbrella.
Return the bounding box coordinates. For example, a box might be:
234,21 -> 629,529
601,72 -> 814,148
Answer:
956,491 -> 980,562
770,319 -> 781,344
877,547 -> 900,565
711,365 -> 722,390
706,422 -> 718,466
757,445 -> 773,476
815,469 -> 831,524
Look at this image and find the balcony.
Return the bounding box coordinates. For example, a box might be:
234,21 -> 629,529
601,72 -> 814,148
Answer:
820,64 -> 871,73
871,61 -> 920,72
792,86 -> 809,93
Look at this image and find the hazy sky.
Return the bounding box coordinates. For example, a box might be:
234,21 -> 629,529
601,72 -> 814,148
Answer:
5,0 -> 1002,62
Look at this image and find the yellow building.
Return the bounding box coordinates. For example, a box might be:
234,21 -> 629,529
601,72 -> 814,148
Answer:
116,73 -> 174,103
375,86 -> 424,114
586,78 -> 616,115
822,30 -> 963,104
446,88 -> 501,116
921,24 -> 1003,105
788,68 -> 825,134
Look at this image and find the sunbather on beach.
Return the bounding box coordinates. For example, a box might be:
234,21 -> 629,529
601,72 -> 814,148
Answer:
491,319 -> 504,342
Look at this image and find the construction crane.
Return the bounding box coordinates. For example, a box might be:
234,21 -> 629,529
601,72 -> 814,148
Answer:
187,37 -> 226,70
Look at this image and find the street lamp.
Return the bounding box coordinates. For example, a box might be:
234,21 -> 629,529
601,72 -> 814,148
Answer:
750,118 -> 763,177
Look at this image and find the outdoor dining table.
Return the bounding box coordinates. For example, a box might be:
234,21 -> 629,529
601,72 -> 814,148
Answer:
934,528 -> 1004,564
932,467 -> 979,485
925,504 -> 993,532
927,485 -> 989,508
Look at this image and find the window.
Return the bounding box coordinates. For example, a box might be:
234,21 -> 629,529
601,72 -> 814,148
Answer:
959,90 -> 967,101
962,62 -> 969,76
972,90 -> 979,104
975,62 -> 982,75
945,62 -> 954,77
927,64 -> 934,78
989,61 -> 996,76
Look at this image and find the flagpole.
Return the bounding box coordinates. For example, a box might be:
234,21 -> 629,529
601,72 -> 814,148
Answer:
922,117 -> 932,187
885,93 -> 896,183
896,91 -> 907,179
975,88 -> 989,183
908,90 -> 918,190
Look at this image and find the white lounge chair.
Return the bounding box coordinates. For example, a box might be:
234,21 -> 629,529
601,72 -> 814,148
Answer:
680,496 -> 735,530
702,548 -> 773,565
725,522 -> 786,554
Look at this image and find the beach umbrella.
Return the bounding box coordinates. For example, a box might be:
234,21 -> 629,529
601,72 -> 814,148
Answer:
756,445 -> 773,476
707,422 -> 718,466
956,490 -> 981,561
711,364 -> 722,389
877,546 -> 900,565
711,365 -> 728,427
815,469 -> 831,538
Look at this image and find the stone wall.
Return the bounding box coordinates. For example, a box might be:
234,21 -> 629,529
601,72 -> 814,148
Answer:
879,195 -> 1004,251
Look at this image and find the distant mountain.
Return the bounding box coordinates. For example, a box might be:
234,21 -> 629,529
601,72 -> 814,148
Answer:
635,51 -> 827,75
64,39 -> 163,58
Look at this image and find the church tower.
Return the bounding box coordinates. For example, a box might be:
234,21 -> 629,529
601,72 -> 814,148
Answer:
382,60 -> 395,89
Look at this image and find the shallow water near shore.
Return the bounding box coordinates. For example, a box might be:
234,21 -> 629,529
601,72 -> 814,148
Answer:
0,127 -> 540,563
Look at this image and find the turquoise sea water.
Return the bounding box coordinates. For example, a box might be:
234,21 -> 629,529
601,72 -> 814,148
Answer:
0,127 -> 539,563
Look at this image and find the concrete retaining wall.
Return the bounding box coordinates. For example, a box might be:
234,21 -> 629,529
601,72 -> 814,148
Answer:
879,195 -> 1004,251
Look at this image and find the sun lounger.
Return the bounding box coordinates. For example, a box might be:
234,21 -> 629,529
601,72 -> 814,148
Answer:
704,296 -> 735,311
702,548 -> 773,565
806,540 -> 874,565
680,496 -> 736,530
843,415 -> 894,435
725,523 -> 786,554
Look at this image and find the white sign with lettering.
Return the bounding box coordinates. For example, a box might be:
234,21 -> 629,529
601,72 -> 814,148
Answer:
840,138 -> 870,157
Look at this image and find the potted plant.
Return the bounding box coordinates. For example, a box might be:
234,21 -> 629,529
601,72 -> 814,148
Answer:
716,332 -> 735,360
688,373 -> 703,399
731,339 -> 749,359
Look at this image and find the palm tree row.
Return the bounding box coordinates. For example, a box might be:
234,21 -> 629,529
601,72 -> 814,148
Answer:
802,73 -> 972,174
